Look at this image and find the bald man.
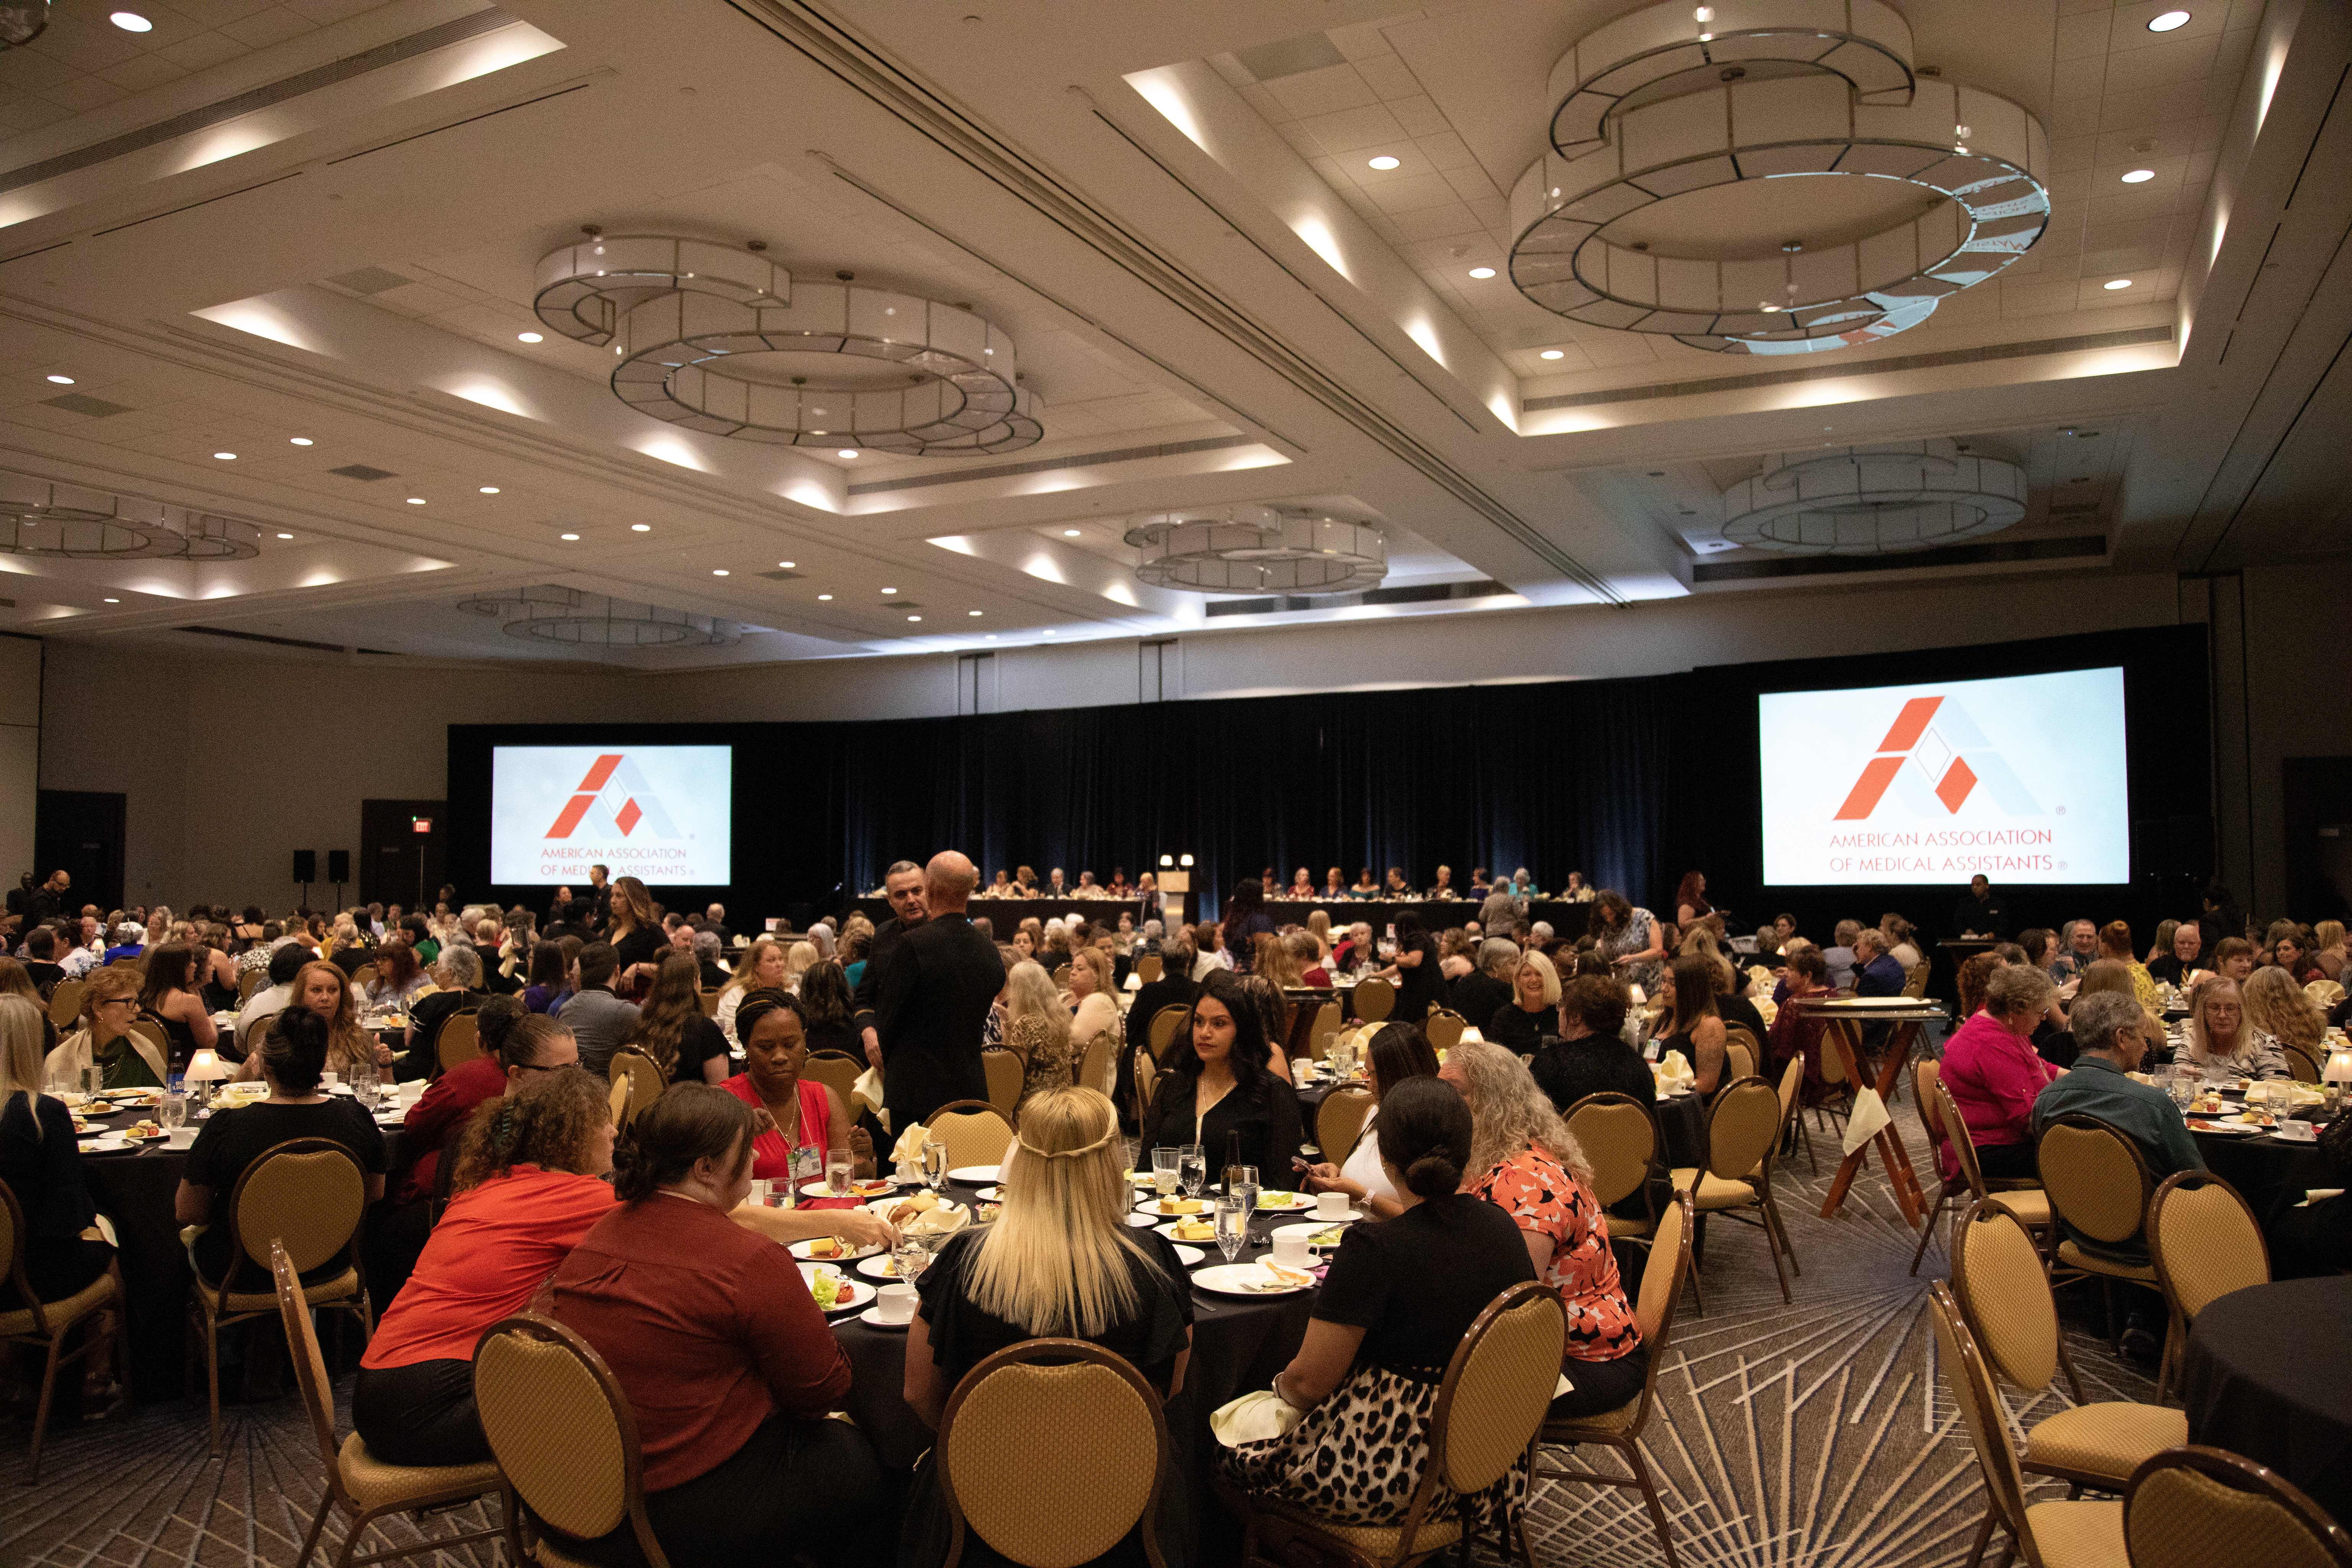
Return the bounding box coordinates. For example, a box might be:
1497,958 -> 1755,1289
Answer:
874,851 -> 1005,1130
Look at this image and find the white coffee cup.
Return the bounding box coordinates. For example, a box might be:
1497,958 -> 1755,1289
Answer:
1271,1233 -> 1312,1267
1294,1060 -> 1315,1086
166,1127 -> 199,1149
321,1071 -> 340,1089
1315,1190 -> 1349,1220
876,1284 -> 916,1323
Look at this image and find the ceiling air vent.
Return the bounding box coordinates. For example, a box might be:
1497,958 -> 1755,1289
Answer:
756,568 -> 804,581
328,464 -> 397,481
41,392 -> 132,417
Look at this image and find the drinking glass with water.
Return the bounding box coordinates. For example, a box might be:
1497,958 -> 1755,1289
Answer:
1213,1195 -> 1249,1264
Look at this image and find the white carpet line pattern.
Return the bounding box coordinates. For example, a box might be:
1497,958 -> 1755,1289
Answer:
10,1099 -> 2163,1566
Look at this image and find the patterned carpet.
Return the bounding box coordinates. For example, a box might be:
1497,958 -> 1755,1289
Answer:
4,1096 -> 2160,1568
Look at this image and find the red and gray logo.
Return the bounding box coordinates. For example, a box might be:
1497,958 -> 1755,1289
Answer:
544,755 -> 683,840
1834,696 -> 2042,820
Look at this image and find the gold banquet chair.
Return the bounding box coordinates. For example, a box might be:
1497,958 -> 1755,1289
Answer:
2122,1446 -> 2352,1568
1565,1092 -> 1658,1240
936,1340 -> 1176,1568
928,1101 -> 1018,1172
1537,1192 -> 1695,1568
1723,1027 -> 1760,1083
434,1009 -> 482,1075
1928,1282 -> 2127,1568
2281,1042 -> 2322,1084
188,1138 -> 374,1455
1147,1005 -> 1190,1063
1133,954 -> 1163,985
605,1049 -> 666,1119
47,978 -> 87,1030
1671,1076 -> 1798,1304
2035,1116 -> 2158,1352
2,1178 -> 125,1483
2146,1172 -> 2270,1404
802,1050 -> 865,1109
473,1313 -> 670,1568
1913,1073 -> 2053,1276
1231,1281 -> 1566,1568
1421,1009 -> 1465,1053
1948,1201 -> 2184,1500
272,1243 -> 503,1568
1077,1030 -> 1114,1099
1351,976 -> 1395,1023
980,1049 -> 1024,1117
1315,1085 -> 1376,1166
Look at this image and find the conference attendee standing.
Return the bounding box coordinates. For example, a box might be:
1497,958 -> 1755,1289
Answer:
1950,874 -> 2010,938
853,860 -> 929,1071
1220,877 -> 1276,975
875,853 -> 1001,1131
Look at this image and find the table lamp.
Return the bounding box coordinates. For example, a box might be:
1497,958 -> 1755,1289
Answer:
2326,1048 -> 2352,1111
183,1048 -> 230,1110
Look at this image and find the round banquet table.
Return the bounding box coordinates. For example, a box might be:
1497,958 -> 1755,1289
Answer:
2187,1124 -> 2334,1223
2179,1277 -> 2352,1526
1298,1071 -> 1705,1167
71,1093 -> 407,1398
829,1174 -> 1320,1561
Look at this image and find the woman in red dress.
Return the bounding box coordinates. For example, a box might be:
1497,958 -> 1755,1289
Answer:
720,990 -> 874,1196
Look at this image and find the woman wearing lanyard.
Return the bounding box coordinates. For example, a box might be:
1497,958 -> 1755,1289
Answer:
720,990 -> 875,1190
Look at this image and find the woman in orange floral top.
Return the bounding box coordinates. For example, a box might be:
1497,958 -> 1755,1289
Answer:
1441,1040 -> 1646,1419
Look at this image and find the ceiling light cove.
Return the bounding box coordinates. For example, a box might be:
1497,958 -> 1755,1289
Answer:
1,476 -> 261,560
532,237 -> 1042,456
1126,506 -> 1388,595
1508,0 -> 2049,355
459,586 -> 740,646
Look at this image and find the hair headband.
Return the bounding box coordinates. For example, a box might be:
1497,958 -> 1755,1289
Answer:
1014,1125 -> 1116,1161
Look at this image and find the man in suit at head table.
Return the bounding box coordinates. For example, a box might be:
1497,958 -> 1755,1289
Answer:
874,851 -> 1002,1133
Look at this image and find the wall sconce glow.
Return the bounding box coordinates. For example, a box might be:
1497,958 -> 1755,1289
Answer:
1292,214 -> 1351,281
448,380 -> 535,418
1485,389 -> 1521,433
1125,68 -> 1209,152
191,297 -> 324,354
1403,315 -> 1448,369
637,438 -> 706,472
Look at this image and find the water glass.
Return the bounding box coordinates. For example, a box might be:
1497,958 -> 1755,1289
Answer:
158,1090 -> 188,1133
922,1140 -> 951,1190
1152,1146 -> 1181,1197
1178,1143 -> 1206,1200
826,1152 -> 854,1197
82,1062 -> 103,1099
1213,1195 -> 1248,1264
2166,1071 -> 2195,1110
892,1238 -> 930,1284
1230,1164 -> 1261,1215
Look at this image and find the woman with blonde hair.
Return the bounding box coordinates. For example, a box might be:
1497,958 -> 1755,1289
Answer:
1064,946 -> 1121,1078
1001,959 -> 1074,1111
2242,965 -> 2327,1067
1442,1039 -> 1643,1419
716,936 -> 787,1048
2182,977 -> 2290,1081
1305,908 -> 1333,960
49,967 -> 164,1088
0,993 -> 121,1409
783,940 -> 819,991
0,958 -> 57,1053
2314,920 -> 2347,982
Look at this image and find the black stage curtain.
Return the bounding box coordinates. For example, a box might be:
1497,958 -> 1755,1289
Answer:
450,622 -> 2209,940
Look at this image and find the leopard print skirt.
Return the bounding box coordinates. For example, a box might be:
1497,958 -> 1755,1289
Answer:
1214,1362 -> 1523,1530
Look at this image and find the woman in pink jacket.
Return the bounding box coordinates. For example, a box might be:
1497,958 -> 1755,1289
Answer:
1938,962 -> 2063,1182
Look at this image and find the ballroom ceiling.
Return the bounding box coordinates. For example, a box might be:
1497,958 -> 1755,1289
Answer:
2,0 -> 2346,667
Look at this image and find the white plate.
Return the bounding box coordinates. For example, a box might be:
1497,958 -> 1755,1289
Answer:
2185,1119 -> 2267,1137
1123,1211 -> 1159,1228
858,1305 -> 913,1330
1169,1244 -> 1205,1266
788,1238 -> 883,1262
1272,1220 -> 1358,1245
855,1254 -> 923,1282
77,1134 -> 135,1153
974,1186 -> 1003,1201
1156,1220 -> 1222,1245
1277,1206 -> 1361,1226
1133,1196 -> 1212,1219
1250,1191 -> 1315,1213
800,1178 -> 898,1200
1192,1262 -> 1312,1297
947,1165 -> 999,1184
794,1263 -> 876,1313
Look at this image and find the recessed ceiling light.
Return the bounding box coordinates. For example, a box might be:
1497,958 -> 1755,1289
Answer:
907,614 -> 921,622
2104,278 -> 2133,290
631,523 -> 651,531
1467,266 -> 1496,279
560,532 -> 580,541
479,486 -> 499,494
104,598 -> 120,603
779,560 -> 795,568
986,634 -> 996,640
405,496 -> 426,504
108,11 -> 151,31
837,449 -> 859,459
45,374 -> 74,385
289,436 -> 312,445
969,609 -> 983,616
881,586 -> 897,593
2121,168 -> 2156,183
713,568 -> 729,576
1367,155 -> 1401,170
1539,349 -> 1565,360
2148,9 -> 2190,31
213,452 -> 236,460
817,593 -> 833,601
1042,629 -> 1056,636
276,532 -> 293,539
517,332 -> 543,343
1063,528 -> 1082,536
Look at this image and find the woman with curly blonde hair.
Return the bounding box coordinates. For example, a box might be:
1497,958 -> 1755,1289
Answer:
2241,964 -> 2326,1067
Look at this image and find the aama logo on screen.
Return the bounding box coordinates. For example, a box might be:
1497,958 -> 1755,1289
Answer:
544,755 -> 684,841
1834,696 -> 2042,821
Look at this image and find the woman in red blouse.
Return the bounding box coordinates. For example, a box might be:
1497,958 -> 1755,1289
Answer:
720,989 -> 874,1189
1938,962 -> 2062,1183
1441,1040 -> 1645,1419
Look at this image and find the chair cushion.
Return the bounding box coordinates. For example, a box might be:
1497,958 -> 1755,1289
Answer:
1982,1188 -> 2052,1226
1669,1168 -> 1756,1210
2025,1402 -> 2189,1483
2024,1497 -> 2127,1568
195,1266 -> 362,1314
1604,1214 -> 1654,1239
337,1432 -> 502,1512
1546,1398 -> 1640,1438
1261,1498 -> 1462,1558
0,1270 -> 116,1338
2055,1241 -> 2157,1282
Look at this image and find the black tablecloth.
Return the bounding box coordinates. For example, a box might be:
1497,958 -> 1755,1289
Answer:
2180,1277 -> 2352,1525
2189,1128 -> 2334,1224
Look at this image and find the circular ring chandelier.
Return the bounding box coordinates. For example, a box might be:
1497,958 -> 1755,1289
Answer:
1124,506 -> 1388,595
533,235 -> 1044,456
1720,439 -> 2027,554
457,585 -> 742,647
0,474 -> 260,560
1509,0 -> 2048,354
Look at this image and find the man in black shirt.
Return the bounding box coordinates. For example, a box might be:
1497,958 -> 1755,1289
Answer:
854,859 -> 930,1069
875,852 -> 1001,1131
1949,874 -> 2010,939
18,925 -> 65,995
405,946 -> 490,1079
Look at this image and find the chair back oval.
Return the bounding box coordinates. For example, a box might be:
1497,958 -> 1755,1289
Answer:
1352,976 -> 1395,1022
1634,1192 -> 1695,1347
1315,1085 -> 1375,1165
473,1313 -> 667,1566
1903,962 -> 1931,1000
47,978 -> 86,1029
350,964 -> 376,997
1934,1078 -> 1997,1202
1723,1026 -> 1762,1083
270,1240 -> 346,1480
1077,1031 -> 1112,1099
938,1339 -> 1170,1567
2149,1171 -> 2270,1324
1928,1282 -> 2035,1548
607,1049 -> 666,1117
129,1017 -> 172,1067
1704,1076 -> 1782,1181
1051,963 -> 1073,989
607,1073 -> 634,1132
1564,1093 -> 1656,1209
1307,1001 -> 1342,1062
1949,1199 -> 2061,1395
1147,1005 -> 1189,1062
1133,954 -> 1163,985
1422,1009 -> 1465,1053
1915,1060 -> 1945,1151
435,1009 -> 482,1074
2037,1115 -> 2154,1246
235,969 -> 266,1006
2123,1445 -> 2352,1568
227,1139 -> 366,1287
802,1051 -> 864,1108
981,1049 -> 1024,1116
2282,1043 -> 2321,1084
928,1101 -> 1018,1170
1436,1282 -> 1567,1497
1816,1026 -> 1851,1087
698,988 -> 722,1017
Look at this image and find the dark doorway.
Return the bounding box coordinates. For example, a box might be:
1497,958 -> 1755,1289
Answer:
2283,757 -> 2352,924
34,791 -> 125,914
361,799 -> 446,913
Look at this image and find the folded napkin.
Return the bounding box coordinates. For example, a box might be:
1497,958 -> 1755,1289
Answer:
1841,1087 -> 1892,1156
1656,1050 -> 1694,1088
1753,999 -> 1778,1028
1212,1390 -> 1304,1447
889,1121 -> 929,1166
